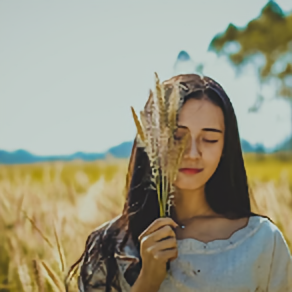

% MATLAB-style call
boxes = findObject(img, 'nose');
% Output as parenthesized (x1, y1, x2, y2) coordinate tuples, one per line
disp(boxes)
(184, 137, 201, 159)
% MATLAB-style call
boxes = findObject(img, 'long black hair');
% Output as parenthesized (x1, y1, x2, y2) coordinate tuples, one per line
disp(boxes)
(66, 74, 271, 291)
(125, 73, 270, 250)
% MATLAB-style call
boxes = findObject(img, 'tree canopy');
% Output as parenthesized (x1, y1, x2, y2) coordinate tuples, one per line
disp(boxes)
(209, 1, 292, 98)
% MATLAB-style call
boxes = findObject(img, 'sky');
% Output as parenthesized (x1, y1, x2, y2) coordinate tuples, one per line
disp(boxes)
(0, 0, 292, 155)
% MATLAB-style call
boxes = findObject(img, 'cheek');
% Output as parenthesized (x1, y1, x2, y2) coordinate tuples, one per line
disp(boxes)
(202, 142, 224, 175)
(174, 144, 223, 189)
(203, 145, 223, 168)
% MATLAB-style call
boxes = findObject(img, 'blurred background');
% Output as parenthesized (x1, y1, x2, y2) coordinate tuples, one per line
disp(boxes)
(0, 0, 292, 291)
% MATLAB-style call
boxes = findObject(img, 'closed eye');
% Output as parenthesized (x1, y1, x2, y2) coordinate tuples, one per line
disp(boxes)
(203, 139, 218, 143)
(174, 136, 183, 141)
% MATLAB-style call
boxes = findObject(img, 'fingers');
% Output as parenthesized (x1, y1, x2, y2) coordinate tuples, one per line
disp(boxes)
(138, 217, 179, 242)
(153, 248, 178, 263)
(138, 218, 179, 265)
(140, 225, 176, 248)
(147, 237, 177, 254)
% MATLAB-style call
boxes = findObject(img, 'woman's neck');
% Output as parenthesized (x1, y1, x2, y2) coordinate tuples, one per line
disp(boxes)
(172, 186, 220, 224)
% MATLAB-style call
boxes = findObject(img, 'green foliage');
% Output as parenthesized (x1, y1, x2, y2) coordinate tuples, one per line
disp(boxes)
(209, 1, 292, 97)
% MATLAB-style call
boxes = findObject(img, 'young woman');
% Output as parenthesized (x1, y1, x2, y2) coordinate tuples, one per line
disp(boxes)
(66, 74, 292, 292)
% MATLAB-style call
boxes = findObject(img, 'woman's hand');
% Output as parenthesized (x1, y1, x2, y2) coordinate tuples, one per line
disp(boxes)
(137, 217, 179, 290)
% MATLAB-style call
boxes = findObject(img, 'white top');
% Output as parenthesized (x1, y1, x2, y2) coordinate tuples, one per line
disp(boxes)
(113, 216, 292, 291)
(79, 215, 292, 291)
(154, 216, 292, 292)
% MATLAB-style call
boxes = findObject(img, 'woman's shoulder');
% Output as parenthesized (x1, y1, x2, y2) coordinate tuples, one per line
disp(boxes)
(251, 215, 290, 251)
(84, 214, 124, 245)
(75, 214, 126, 291)
(253, 215, 286, 238)
(80, 214, 125, 273)
(254, 216, 292, 289)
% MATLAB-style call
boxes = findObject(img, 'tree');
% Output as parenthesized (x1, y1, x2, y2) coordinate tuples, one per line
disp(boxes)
(209, 1, 292, 150)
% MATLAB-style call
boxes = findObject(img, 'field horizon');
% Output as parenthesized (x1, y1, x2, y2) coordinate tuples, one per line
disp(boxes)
(0, 152, 291, 291)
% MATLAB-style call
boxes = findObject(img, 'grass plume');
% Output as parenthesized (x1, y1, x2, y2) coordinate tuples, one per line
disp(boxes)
(41, 260, 65, 292)
(23, 210, 54, 249)
(32, 259, 45, 292)
(130, 72, 189, 217)
(53, 221, 66, 272)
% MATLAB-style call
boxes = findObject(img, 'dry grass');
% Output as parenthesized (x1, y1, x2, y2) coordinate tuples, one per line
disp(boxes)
(0, 153, 291, 291)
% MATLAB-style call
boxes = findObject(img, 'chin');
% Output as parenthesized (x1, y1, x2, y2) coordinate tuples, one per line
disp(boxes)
(174, 179, 203, 191)
(174, 183, 201, 191)
(174, 173, 205, 190)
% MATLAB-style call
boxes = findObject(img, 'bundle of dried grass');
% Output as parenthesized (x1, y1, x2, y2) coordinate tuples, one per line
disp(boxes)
(131, 72, 189, 217)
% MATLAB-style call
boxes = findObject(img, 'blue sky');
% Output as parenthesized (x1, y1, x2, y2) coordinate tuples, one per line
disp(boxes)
(1, 0, 292, 155)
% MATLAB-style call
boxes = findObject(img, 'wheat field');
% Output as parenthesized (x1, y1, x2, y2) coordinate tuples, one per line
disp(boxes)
(0, 153, 292, 292)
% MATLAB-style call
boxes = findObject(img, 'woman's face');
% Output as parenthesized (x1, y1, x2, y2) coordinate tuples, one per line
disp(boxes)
(173, 97, 225, 191)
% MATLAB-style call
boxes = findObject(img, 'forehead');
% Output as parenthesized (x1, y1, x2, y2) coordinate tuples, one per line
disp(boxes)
(178, 98, 225, 131)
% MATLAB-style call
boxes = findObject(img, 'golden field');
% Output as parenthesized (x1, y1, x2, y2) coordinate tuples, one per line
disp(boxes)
(0, 153, 292, 292)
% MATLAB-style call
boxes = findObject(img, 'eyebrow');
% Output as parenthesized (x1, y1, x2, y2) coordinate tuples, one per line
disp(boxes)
(177, 125, 223, 133)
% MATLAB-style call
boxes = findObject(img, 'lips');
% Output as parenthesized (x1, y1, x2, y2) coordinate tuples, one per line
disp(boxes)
(179, 168, 203, 175)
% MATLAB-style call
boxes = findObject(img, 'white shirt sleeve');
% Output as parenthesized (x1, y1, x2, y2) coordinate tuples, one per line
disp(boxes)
(267, 227, 292, 291)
